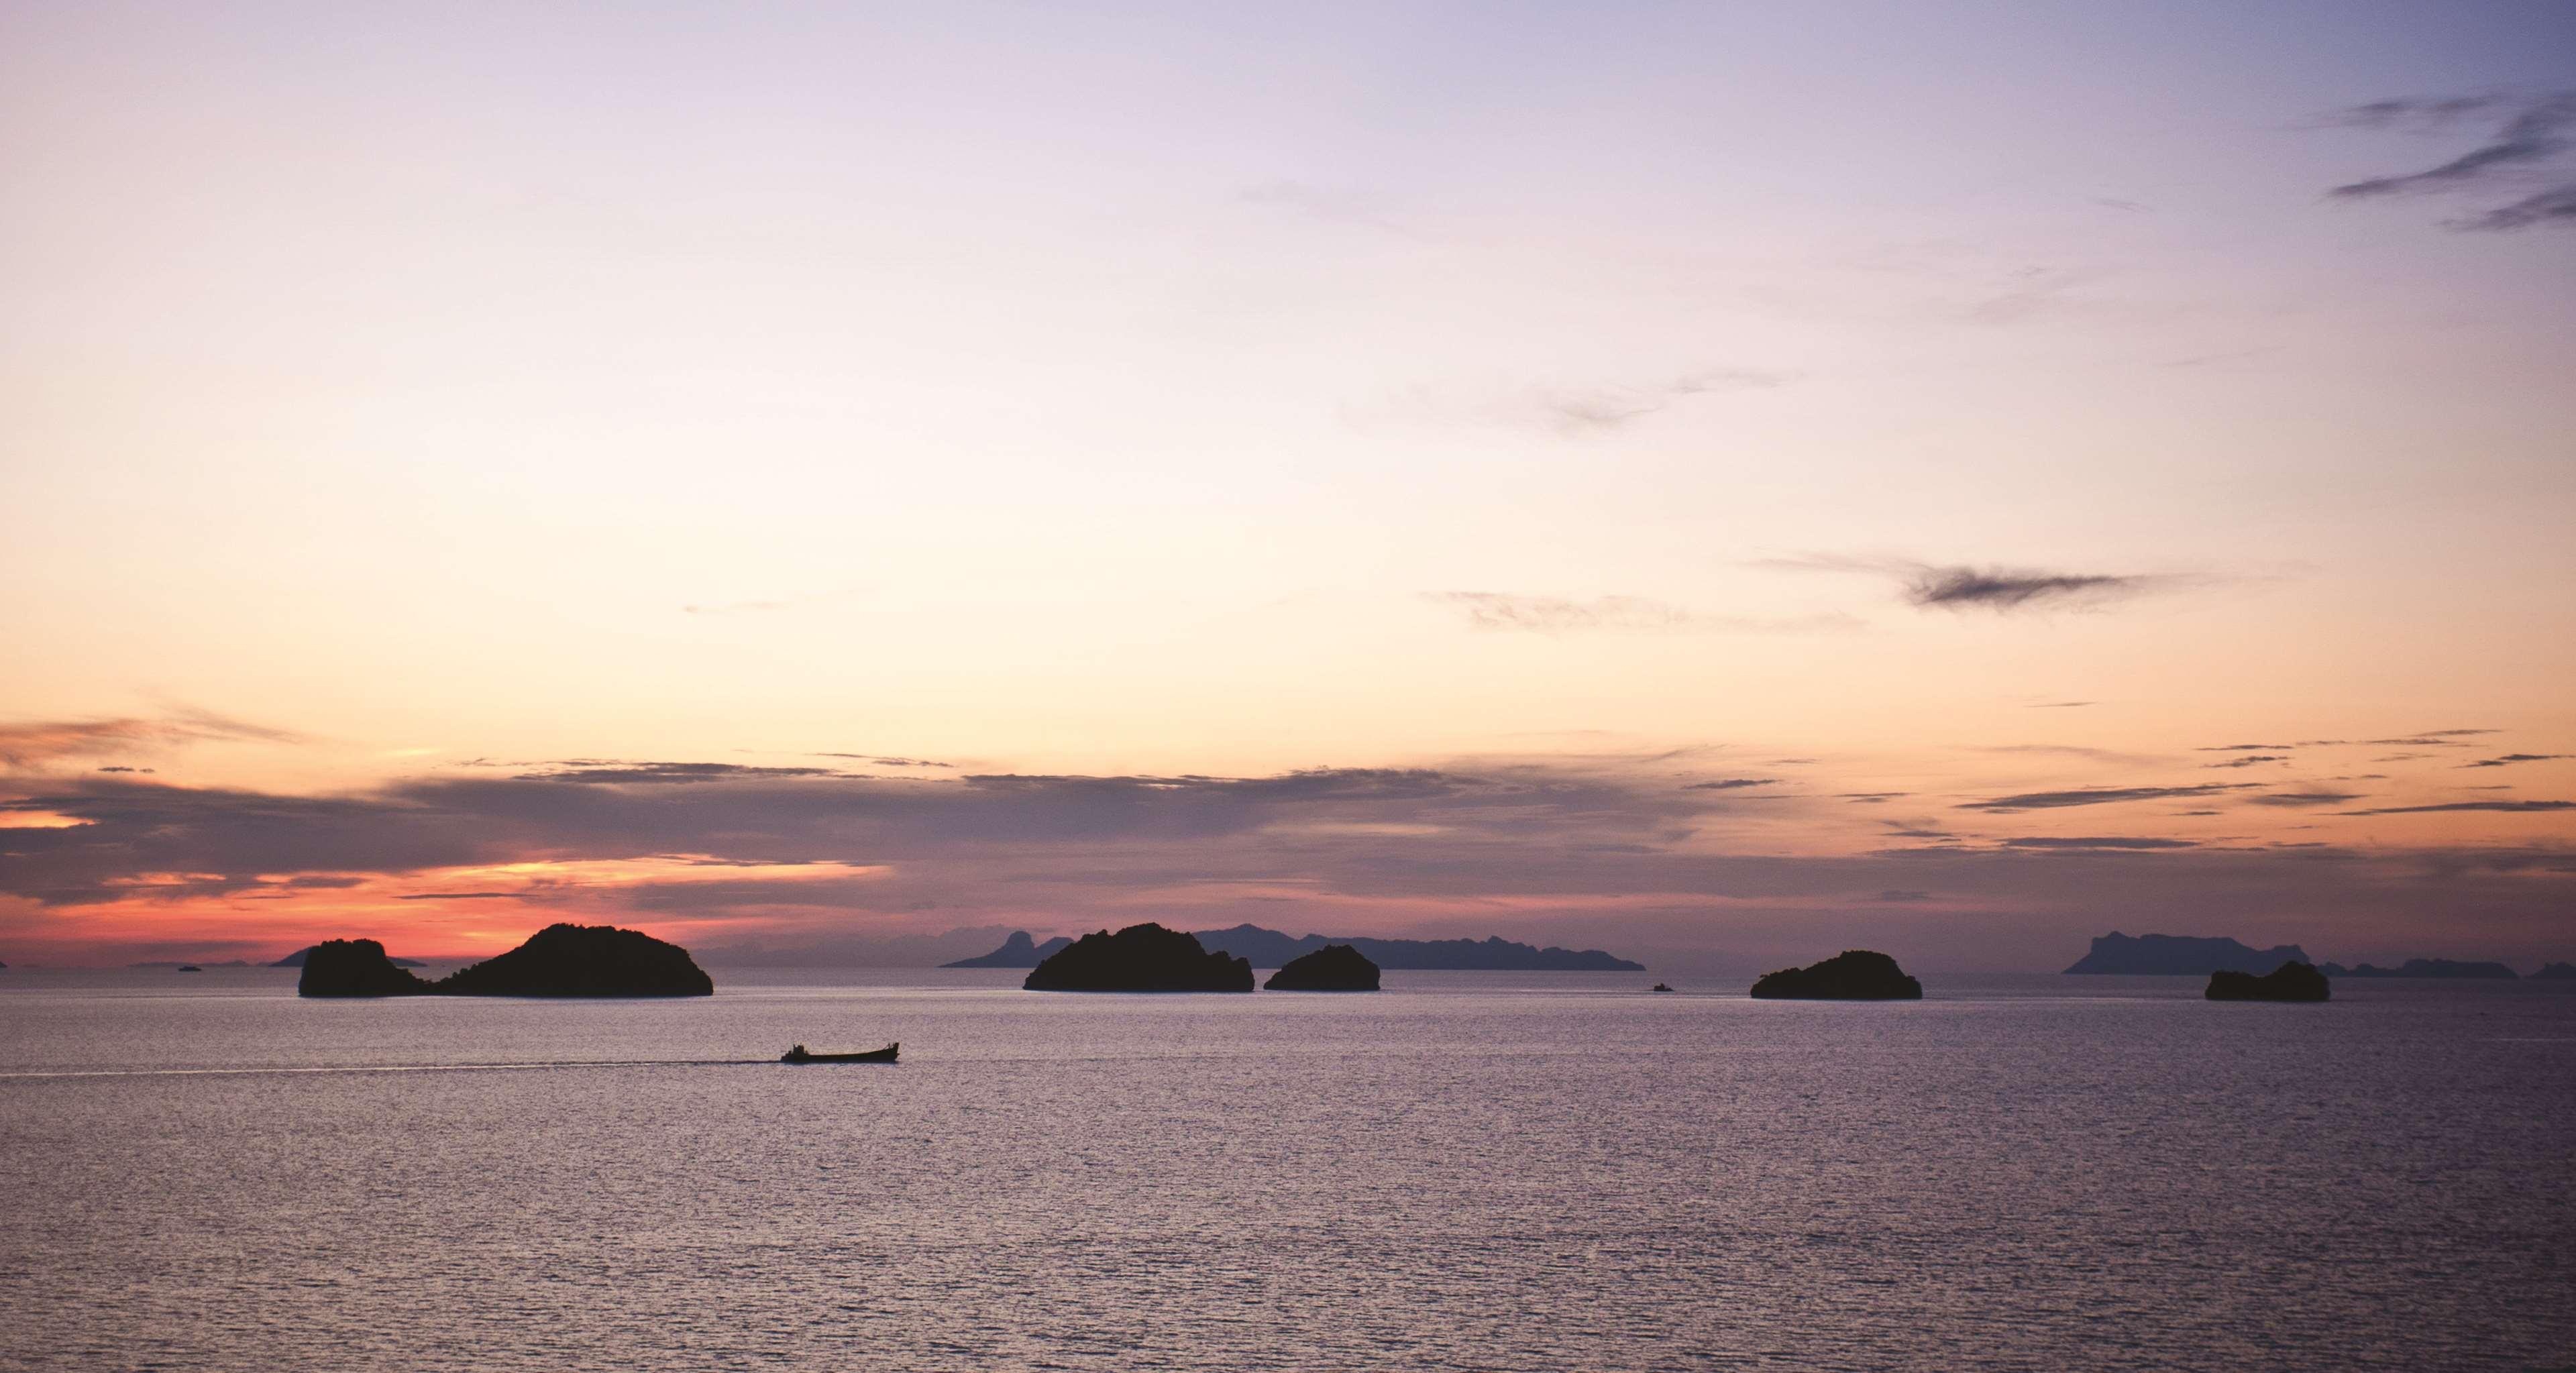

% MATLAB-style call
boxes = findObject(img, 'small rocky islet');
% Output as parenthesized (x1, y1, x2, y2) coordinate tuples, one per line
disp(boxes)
(2206, 960, 2331, 1003)
(1264, 944, 1381, 991)
(1022, 922, 1254, 991)
(299, 924, 713, 998)
(1749, 950, 1923, 1000)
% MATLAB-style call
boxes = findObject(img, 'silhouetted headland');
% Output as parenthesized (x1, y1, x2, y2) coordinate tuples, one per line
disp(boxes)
(298, 924, 712, 997)
(2206, 960, 2330, 1002)
(1024, 923, 1253, 991)
(2318, 958, 2517, 979)
(2536, 962, 2576, 981)
(2064, 932, 2312, 975)
(1264, 944, 1380, 991)
(1750, 950, 1922, 1000)
(955, 924, 1642, 971)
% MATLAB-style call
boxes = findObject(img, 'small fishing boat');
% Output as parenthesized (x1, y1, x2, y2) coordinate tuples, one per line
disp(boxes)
(177, 965, 204, 973)
(781, 1042, 898, 1064)
(1650, 983, 1673, 993)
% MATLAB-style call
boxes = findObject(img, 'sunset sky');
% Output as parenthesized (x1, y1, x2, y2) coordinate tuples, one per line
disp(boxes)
(3, 1, 2571, 970)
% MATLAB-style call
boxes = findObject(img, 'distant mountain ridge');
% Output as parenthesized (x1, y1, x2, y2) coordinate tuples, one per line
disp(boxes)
(2064, 932, 2312, 976)
(943, 931, 1073, 968)
(2318, 959, 2518, 979)
(947, 924, 1644, 971)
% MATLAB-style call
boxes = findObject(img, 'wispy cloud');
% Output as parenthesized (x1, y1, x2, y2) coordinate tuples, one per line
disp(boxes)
(1960, 783, 2253, 812)
(1425, 592, 1849, 635)
(1682, 778, 1775, 791)
(2244, 790, 2363, 808)
(1757, 554, 2184, 612)
(1524, 371, 1790, 436)
(513, 761, 851, 785)
(2001, 836, 2198, 850)
(2462, 754, 2568, 769)
(2328, 92, 2576, 232)
(0, 708, 301, 771)
(1358, 370, 1792, 439)
(2206, 755, 2289, 769)
(2340, 800, 2575, 816)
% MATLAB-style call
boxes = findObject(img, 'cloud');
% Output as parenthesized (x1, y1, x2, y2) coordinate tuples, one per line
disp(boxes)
(2199, 743, 2293, 752)
(1960, 784, 2254, 812)
(2459, 185, 2576, 230)
(1424, 592, 1850, 635)
(810, 753, 954, 769)
(1756, 554, 2181, 612)
(512, 761, 851, 785)
(2328, 93, 2576, 232)
(2463, 754, 2569, 769)
(2245, 790, 2364, 808)
(396, 891, 528, 901)
(1525, 370, 1790, 436)
(0, 708, 301, 771)
(2029, 701, 2094, 708)
(2340, 800, 2575, 816)
(2000, 836, 2198, 850)
(1358, 370, 1792, 439)
(2206, 755, 2289, 769)
(1683, 778, 1775, 791)
(1873, 889, 1935, 902)
(1839, 792, 1908, 804)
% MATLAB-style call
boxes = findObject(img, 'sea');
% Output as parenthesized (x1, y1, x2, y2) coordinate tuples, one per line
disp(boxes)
(3, 968, 2571, 1372)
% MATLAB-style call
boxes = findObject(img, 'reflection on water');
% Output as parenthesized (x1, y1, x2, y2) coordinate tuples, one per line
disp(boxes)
(5, 970, 2572, 1371)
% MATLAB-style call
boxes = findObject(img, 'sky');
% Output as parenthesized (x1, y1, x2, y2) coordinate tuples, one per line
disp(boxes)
(3, 1, 2571, 971)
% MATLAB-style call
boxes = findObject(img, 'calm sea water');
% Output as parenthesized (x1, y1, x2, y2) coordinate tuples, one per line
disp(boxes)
(3, 969, 2571, 1372)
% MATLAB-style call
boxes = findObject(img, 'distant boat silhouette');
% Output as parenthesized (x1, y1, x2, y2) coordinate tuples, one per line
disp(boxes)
(1651, 983, 1674, 993)
(781, 1043, 898, 1064)
(176, 965, 203, 973)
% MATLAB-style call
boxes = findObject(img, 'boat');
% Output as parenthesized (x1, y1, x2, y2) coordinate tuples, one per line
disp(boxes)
(177, 965, 203, 973)
(1650, 983, 1673, 993)
(781, 1042, 898, 1064)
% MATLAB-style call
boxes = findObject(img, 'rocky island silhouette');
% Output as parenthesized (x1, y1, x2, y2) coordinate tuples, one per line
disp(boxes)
(952, 924, 1642, 971)
(2318, 958, 2517, 979)
(1263, 944, 1381, 991)
(2064, 932, 2312, 975)
(299, 924, 712, 997)
(1023, 922, 1254, 991)
(1750, 950, 1922, 999)
(2206, 961, 2330, 1002)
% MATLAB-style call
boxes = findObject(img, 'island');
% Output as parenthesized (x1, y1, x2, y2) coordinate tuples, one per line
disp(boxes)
(2536, 962, 2576, 981)
(1023, 923, 1254, 991)
(952, 924, 1643, 971)
(942, 930, 1073, 968)
(1750, 950, 1922, 1000)
(298, 924, 713, 997)
(274, 944, 425, 969)
(2206, 960, 2330, 1002)
(1264, 944, 1381, 991)
(2063, 932, 2313, 975)
(299, 938, 433, 997)
(2318, 958, 2518, 979)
